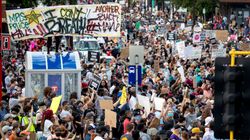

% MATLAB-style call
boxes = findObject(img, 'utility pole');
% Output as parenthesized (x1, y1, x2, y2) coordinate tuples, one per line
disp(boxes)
(0, 0, 2, 101)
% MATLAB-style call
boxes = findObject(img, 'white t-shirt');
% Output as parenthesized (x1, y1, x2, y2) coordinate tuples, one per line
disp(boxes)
(60, 110, 71, 119)
(94, 136, 104, 140)
(43, 119, 53, 138)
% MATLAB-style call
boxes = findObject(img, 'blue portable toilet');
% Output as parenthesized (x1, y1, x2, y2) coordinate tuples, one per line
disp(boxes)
(25, 51, 82, 101)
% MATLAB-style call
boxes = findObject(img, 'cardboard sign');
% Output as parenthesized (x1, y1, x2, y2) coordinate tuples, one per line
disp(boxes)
(88, 51, 100, 63)
(120, 47, 129, 59)
(1, 35, 11, 50)
(200, 32, 206, 43)
(215, 30, 229, 41)
(193, 33, 201, 43)
(89, 74, 102, 91)
(105, 110, 117, 128)
(99, 100, 114, 110)
(239, 43, 250, 51)
(154, 97, 165, 111)
(154, 60, 160, 73)
(6, 4, 122, 40)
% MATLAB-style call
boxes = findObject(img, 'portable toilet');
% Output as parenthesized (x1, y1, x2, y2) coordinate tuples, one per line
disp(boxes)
(25, 51, 81, 101)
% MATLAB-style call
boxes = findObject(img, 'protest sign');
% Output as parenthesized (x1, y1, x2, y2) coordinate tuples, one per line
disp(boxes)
(200, 32, 206, 43)
(176, 41, 185, 58)
(89, 74, 102, 91)
(6, 4, 122, 40)
(167, 33, 175, 40)
(184, 46, 202, 59)
(120, 86, 127, 104)
(177, 65, 186, 82)
(88, 51, 100, 63)
(129, 96, 137, 110)
(50, 95, 62, 114)
(194, 26, 202, 32)
(193, 33, 201, 43)
(154, 60, 160, 73)
(215, 30, 229, 41)
(120, 47, 129, 59)
(211, 48, 227, 59)
(137, 94, 151, 114)
(99, 100, 114, 110)
(154, 97, 165, 111)
(184, 26, 192, 33)
(205, 30, 216, 38)
(239, 43, 250, 51)
(105, 110, 117, 128)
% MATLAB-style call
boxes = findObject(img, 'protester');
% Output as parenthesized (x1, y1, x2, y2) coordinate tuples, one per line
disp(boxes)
(2, 1, 250, 140)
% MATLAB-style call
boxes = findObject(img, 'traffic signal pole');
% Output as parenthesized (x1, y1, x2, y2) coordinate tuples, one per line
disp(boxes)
(228, 48, 250, 140)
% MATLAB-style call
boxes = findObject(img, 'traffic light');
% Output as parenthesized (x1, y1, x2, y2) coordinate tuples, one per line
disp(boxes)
(214, 57, 250, 139)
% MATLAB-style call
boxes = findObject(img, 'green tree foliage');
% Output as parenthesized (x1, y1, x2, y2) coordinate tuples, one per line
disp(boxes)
(171, 0, 218, 16)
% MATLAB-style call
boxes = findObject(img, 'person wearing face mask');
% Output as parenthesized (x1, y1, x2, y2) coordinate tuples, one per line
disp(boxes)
(0, 102, 8, 122)
(8, 121, 21, 140)
(60, 101, 73, 131)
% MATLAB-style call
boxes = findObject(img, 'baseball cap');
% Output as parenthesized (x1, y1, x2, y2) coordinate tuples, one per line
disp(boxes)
(87, 125, 95, 131)
(192, 127, 202, 134)
(4, 113, 13, 120)
(38, 101, 46, 106)
(2, 125, 13, 134)
(205, 116, 214, 126)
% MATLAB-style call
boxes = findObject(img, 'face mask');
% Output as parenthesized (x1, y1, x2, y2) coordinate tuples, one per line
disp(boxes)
(104, 132, 109, 138)
(9, 73, 13, 76)
(17, 128, 21, 133)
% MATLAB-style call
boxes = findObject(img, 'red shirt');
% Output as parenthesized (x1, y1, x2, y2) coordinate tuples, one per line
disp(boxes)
(123, 118, 130, 134)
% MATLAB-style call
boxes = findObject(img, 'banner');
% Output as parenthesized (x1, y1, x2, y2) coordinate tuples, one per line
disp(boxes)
(211, 48, 227, 59)
(6, 4, 122, 40)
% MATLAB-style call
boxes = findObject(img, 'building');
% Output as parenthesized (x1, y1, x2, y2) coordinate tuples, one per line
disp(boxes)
(219, 0, 250, 24)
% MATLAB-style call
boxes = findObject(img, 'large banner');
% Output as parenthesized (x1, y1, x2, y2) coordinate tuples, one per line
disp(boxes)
(6, 4, 122, 40)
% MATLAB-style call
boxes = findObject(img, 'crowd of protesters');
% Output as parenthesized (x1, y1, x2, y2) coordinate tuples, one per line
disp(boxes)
(1, 1, 250, 140)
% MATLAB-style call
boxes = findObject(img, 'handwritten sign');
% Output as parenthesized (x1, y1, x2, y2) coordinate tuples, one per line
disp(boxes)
(120, 47, 129, 59)
(6, 4, 122, 40)
(105, 110, 117, 128)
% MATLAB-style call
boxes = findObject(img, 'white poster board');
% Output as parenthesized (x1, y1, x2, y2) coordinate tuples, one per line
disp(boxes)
(137, 94, 151, 114)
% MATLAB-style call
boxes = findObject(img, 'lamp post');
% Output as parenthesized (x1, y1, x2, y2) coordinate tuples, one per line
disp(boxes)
(135, 54, 139, 94)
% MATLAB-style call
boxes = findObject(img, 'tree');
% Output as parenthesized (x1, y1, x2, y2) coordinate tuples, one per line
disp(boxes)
(171, 0, 218, 22)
